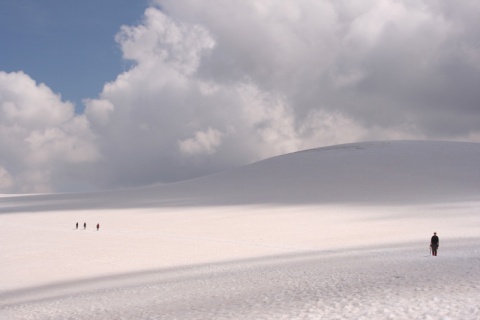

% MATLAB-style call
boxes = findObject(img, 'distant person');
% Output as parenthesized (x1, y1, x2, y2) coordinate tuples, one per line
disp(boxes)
(430, 232, 439, 256)
(96, 223, 100, 231)
(84, 222, 86, 230)
(76, 222, 78, 229)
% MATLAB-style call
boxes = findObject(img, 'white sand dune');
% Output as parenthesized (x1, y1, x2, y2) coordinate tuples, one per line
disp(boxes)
(1, 140, 480, 319)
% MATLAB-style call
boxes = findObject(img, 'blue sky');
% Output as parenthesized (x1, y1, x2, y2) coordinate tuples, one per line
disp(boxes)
(0, 0, 149, 112)
(1, 0, 479, 193)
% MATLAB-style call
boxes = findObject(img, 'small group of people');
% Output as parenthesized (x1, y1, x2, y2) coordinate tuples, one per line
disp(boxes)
(75, 222, 100, 231)
(430, 232, 439, 256)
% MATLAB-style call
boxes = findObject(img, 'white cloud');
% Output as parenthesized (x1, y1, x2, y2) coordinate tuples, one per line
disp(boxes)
(179, 127, 223, 156)
(0, 166, 13, 192)
(158, 0, 480, 136)
(0, 71, 99, 193)
(82, 8, 307, 188)
(0, 72, 73, 128)
(84, 99, 114, 126)
(115, 7, 215, 76)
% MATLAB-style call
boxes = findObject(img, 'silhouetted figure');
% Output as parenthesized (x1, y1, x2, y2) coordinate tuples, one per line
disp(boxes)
(96, 223, 100, 231)
(76, 222, 78, 229)
(84, 222, 86, 230)
(430, 232, 439, 256)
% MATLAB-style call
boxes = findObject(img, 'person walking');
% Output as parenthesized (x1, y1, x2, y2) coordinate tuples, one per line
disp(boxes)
(84, 222, 87, 230)
(96, 223, 100, 231)
(430, 232, 439, 256)
(76, 222, 78, 229)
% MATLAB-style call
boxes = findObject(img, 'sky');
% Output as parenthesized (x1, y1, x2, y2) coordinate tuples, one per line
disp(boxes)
(0, 0, 149, 112)
(1, 0, 480, 193)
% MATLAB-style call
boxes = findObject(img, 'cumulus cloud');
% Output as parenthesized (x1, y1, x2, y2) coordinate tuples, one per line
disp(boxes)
(0, 71, 99, 193)
(0, 166, 13, 191)
(164, 0, 480, 134)
(82, 8, 305, 188)
(179, 127, 223, 156)
(2, 0, 480, 192)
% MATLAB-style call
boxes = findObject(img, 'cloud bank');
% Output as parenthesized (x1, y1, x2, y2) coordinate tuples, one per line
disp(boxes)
(1, 0, 480, 192)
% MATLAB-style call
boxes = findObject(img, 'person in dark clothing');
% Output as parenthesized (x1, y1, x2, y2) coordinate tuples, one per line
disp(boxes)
(96, 223, 100, 231)
(84, 222, 86, 230)
(430, 232, 439, 256)
(76, 222, 78, 229)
